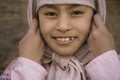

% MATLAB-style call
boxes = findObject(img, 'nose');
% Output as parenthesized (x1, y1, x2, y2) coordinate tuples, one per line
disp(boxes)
(57, 15, 72, 32)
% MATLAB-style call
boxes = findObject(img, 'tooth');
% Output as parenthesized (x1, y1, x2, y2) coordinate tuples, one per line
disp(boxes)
(59, 38, 62, 41)
(64, 38, 68, 41)
(71, 37, 74, 40)
(66, 38, 69, 41)
(58, 38, 61, 41)
(57, 38, 59, 41)
(56, 37, 75, 42)
(64, 38, 67, 41)
(62, 38, 65, 41)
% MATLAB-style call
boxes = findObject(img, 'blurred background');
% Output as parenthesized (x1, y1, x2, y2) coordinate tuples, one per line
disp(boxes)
(0, 0, 120, 74)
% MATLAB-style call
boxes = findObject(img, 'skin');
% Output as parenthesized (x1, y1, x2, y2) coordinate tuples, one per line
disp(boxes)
(87, 14, 115, 56)
(19, 4, 115, 62)
(38, 4, 94, 56)
(19, 19, 45, 62)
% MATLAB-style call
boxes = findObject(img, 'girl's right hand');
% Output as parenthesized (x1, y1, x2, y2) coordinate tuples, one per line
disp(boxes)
(18, 18, 45, 63)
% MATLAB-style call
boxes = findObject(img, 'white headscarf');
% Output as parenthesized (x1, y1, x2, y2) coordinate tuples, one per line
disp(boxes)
(27, 0, 106, 80)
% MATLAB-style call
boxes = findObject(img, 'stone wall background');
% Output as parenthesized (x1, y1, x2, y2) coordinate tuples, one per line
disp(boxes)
(0, 0, 120, 74)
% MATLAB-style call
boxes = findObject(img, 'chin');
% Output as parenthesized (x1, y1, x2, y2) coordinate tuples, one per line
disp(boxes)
(53, 49, 77, 56)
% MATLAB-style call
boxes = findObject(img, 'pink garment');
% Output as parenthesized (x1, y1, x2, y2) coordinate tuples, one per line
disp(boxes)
(0, 50, 120, 80)
(86, 50, 120, 80)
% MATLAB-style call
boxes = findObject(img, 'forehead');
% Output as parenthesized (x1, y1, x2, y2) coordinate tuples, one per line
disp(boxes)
(39, 4, 91, 10)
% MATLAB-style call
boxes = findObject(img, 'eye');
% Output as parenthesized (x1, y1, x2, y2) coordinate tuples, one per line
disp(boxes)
(71, 11, 84, 16)
(44, 12, 57, 17)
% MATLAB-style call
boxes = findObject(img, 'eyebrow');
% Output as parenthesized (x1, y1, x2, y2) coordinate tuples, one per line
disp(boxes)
(40, 4, 82, 10)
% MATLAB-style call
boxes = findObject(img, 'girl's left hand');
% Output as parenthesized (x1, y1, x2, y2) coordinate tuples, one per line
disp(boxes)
(87, 14, 116, 57)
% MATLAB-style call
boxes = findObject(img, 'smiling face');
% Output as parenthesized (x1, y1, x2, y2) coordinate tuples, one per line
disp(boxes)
(38, 4, 94, 56)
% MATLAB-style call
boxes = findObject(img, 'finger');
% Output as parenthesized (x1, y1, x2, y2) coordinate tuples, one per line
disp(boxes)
(90, 22, 97, 34)
(36, 27, 41, 36)
(94, 14, 111, 34)
(20, 19, 39, 44)
(94, 14, 106, 30)
(29, 18, 38, 33)
(92, 22, 97, 31)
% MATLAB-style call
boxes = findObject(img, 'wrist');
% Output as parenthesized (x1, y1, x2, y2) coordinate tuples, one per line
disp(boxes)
(19, 55, 42, 63)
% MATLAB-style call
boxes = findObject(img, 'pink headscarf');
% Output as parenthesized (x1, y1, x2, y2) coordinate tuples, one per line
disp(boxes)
(27, 0, 106, 80)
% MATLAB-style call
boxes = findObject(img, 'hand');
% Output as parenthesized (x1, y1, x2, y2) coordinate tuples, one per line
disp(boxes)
(87, 14, 115, 57)
(18, 18, 45, 62)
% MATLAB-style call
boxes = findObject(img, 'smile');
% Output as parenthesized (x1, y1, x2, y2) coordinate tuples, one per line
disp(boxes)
(55, 37, 75, 42)
(52, 36, 76, 46)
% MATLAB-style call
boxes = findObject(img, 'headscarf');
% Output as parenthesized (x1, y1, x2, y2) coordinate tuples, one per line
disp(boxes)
(27, 0, 106, 80)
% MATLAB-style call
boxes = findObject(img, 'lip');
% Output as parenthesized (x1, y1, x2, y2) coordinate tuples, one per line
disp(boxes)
(52, 36, 76, 46)
(56, 39, 75, 46)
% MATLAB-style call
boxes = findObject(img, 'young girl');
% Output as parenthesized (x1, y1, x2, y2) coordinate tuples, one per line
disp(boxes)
(0, 0, 120, 80)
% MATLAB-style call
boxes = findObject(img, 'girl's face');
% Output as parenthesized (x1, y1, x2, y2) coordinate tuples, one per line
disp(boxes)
(38, 4, 94, 56)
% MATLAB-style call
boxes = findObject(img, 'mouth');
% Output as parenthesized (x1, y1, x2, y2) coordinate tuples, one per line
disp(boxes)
(52, 36, 77, 46)
(55, 37, 75, 41)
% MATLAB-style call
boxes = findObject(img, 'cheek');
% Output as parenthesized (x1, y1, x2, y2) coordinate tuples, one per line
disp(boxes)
(73, 18, 91, 34)
(40, 19, 48, 34)
(39, 19, 54, 36)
